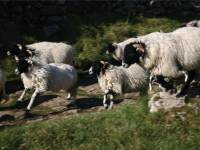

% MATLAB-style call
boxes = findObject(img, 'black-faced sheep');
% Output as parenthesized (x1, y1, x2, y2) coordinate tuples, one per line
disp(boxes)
(89, 61, 148, 109)
(15, 59, 77, 110)
(122, 27, 200, 97)
(7, 41, 75, 65)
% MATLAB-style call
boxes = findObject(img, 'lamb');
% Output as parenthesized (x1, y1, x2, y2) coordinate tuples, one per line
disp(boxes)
(89, 61, 148, 109)
(15, 58, 78, 110)
(7, 41, 76, 65)
(122, 27, 200, 97)
(0, 69, 6, 100)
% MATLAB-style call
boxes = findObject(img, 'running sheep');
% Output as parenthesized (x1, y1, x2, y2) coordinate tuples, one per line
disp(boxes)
(15, 59, 78, 110)
(7, 41, 76, 65)
(122, 27, 200, 97)
(0, 69, 6, 100)
(89, 61, 148, 109)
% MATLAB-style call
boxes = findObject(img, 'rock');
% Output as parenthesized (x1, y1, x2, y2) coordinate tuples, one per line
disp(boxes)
(149, 92, 186, 112)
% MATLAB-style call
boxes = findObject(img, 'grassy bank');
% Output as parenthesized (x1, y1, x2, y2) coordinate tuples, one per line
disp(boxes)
(0, 96, 199, 150)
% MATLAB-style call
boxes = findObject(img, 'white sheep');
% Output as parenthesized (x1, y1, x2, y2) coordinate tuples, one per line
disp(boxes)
(7, 41, 76, 65)
(89, 61, 148, 109)
(122, 27, 200, 97)
(0, 69, 6, 100)
(15, 59, 78, 110)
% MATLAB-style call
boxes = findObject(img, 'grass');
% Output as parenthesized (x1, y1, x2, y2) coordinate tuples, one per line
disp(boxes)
(0, 96, 199, 150)
(0, 13, 199, 149)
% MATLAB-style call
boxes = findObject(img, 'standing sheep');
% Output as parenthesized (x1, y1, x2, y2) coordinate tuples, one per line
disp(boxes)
(122, 27, 200, 97)
(7, 41, 76, 65)
(89, 61, 148, 109)
(0, 69, 6, 100)
(15, 59, 78, 110)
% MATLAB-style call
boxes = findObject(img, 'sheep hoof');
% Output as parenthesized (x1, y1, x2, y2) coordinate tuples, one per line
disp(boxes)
(103, 104, 108, 109)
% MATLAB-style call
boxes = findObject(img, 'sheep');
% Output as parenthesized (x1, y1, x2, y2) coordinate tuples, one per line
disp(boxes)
(15, 58, 78, 110)
(7, 41, 76, 65)
(122, 27, 200, 97)
(0, 69, 6, 100)
(89, 61, 148, 109)
(106, 40, 167, 93)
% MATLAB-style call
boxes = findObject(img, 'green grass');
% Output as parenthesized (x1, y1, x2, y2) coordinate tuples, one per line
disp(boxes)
(0, 96, 199, 150)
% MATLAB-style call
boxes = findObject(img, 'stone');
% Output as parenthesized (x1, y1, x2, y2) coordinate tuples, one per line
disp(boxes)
(149, 92, 186, 112)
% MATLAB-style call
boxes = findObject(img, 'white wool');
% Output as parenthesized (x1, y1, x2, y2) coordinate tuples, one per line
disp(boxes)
(32, 63, 77, 93)
(125, 27, 200, 79)
(0, 69, 6, 99)
(18, 63, 77, 110)
(98, 64, 148, 94)
(27, 42, 75, 65)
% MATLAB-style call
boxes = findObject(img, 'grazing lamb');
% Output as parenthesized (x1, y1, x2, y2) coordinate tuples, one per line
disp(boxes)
(0, 69, 6, 100)
(89, 61, 148, 109)
(15, 59, 78, 110)
(7, 41, 76, 65)
(122, 27, 200, 97)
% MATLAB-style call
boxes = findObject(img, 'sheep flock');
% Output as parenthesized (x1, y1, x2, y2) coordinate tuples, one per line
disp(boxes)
(1, 20, 200, 112)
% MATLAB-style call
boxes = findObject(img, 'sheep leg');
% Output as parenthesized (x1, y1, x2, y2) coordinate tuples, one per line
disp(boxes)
(103, 94, 108, 108)
(27, 89, 39, 110)
(149, 74, 154, 91)
(67, 88, 77, 107)
(18, 88, 29, 102)
(108, 94, 114, 110)
(176, 70, 195, 97)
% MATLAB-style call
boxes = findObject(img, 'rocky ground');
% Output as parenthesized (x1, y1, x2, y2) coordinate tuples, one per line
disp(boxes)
(0, 71, 199, 129)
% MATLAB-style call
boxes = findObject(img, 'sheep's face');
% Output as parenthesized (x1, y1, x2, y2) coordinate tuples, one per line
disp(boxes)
(7, 44, 32, 60)
(89, 61, 111, 76)
(15, 59, 32, 75)
(7, 44, 21, 56)
(123, 43, 145, 68)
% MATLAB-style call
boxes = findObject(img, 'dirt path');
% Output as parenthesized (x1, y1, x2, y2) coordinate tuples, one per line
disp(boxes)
(0, 72, 199, 129)
(0, 72, 139, 128)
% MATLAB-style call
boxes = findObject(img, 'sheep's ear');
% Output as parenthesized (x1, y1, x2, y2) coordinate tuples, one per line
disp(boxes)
(16, 44, 23, 50)
(132, 43, 145, 54)
(100, 60, 105, 64)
